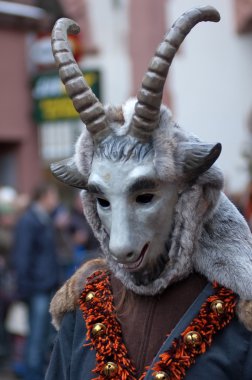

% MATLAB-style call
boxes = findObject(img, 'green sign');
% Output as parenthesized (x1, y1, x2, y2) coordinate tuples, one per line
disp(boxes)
(32, 70, 101, 123)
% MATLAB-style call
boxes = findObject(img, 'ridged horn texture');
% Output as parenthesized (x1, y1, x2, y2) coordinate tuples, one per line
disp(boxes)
(51, 18, 108, 142)
(131, 6, 220, 140)
(50, 158, 87, 189)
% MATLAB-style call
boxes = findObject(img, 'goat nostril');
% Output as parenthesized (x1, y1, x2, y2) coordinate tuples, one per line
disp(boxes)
(126, 251, 134, 259)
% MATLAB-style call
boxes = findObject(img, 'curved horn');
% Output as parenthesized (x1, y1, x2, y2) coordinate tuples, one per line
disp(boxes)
(51, 18, 108, 142)
(176, 142, 222, 181)
(131, 6, 220, 140)
(50, 157, 87, 189)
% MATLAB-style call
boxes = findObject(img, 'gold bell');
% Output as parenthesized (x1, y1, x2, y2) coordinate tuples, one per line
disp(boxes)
(85, 291, 95, 302)
(211, 299, 225, 315)
(184, 331, 202, 347)
(103, 361, 118, 377)
(92, 323, 106, 337)
(153, 370, 170, 380)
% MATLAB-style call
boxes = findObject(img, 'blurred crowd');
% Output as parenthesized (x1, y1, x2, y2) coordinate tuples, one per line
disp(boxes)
(0, 184, 100, 380)
(1, 181, 252, 379)
(228, 181, 252, 230)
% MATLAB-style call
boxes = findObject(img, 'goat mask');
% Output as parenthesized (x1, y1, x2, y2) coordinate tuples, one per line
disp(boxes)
(50, 6, 252, 298)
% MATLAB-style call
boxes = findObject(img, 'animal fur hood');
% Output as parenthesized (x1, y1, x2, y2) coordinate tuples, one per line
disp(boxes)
(74, 99, 252, 298)
(50, 99, 252, 332)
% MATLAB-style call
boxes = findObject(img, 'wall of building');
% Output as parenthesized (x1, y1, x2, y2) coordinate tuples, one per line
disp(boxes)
(81, 0, 169, 105)
(81, 0, 131, 105)
(0, 0, 86, 194)
(128, 0, 170, 105)
(0, 28, 41, 193)
(80, 0, 252, 192)
(235, 0, 252, 33)
(167, 0, 252, 192)
(2, 0, 250, 194)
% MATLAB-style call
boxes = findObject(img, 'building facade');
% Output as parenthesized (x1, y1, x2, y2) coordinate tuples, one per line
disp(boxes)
(0, 0, 252, 194)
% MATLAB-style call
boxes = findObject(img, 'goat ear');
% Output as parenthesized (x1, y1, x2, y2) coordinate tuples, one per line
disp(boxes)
(50, 157, 87, 189)
(179, 142, 222, 181)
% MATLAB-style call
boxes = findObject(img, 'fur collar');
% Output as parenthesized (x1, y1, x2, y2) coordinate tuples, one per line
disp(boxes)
(50, 259, 107, 329)
(50, 260, 252, 332)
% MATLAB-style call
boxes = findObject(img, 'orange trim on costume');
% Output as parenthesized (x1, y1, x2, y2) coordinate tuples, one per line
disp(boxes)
(79, 272, 237, 380)
(79, 271, 137, 379)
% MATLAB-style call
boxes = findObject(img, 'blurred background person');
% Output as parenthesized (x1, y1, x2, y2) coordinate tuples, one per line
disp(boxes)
(242, 181, 252, 230)
(52, 203, 73, 284)
(68, 192, 100, 277)
(0, 187, 19, 373)
(12, 183, 60, 380)
(0, 186, 30, 379)
(51, 191, 101, 283)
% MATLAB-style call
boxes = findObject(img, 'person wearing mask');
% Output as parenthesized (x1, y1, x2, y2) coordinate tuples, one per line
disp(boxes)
(12, 183, 60, 380)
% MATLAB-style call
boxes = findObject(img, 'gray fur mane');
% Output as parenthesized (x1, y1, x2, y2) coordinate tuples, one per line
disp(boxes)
(94, 134, 153, 163)
(74, 98, 252, 300)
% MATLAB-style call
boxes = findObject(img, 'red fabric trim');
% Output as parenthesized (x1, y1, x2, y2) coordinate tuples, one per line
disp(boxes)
(79, 272, 236, 380)
(79, 271, 137, 379)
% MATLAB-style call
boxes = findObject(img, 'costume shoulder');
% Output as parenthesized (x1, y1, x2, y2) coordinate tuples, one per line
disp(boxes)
(50, 258, 107, 330)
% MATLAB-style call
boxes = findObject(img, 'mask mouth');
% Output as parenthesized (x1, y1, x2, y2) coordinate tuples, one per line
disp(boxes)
(122, 242, 149, 272)
(130, 239, 172, 286)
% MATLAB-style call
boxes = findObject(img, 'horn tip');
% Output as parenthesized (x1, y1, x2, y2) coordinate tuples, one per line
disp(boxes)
(200, 5, 221, 23)
(212, 142, 222, 157)
(53, 18, 80, 36)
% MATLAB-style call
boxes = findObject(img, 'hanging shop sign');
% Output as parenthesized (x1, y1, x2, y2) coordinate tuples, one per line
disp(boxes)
(32, 70, 101, 123)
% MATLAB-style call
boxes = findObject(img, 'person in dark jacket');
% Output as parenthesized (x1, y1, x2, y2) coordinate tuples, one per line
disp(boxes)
(68, 193, 100, 274)
(12, 183, 60, 380)
(46, 6, 252, 380)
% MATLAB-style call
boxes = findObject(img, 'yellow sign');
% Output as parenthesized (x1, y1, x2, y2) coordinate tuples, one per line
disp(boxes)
(33, 70, 101, 122)
(39, 98, 79, 120)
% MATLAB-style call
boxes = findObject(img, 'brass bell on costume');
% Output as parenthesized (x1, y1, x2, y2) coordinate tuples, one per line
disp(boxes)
(103, 362, 118, 377)
(153, 370, 170, 380)
(85, 291, 95, 302)
(92, 323, 106, 337)
(211, 299, 225, 315)
(184, 331, 202, 347)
